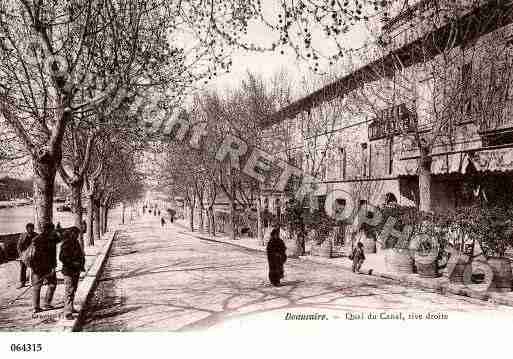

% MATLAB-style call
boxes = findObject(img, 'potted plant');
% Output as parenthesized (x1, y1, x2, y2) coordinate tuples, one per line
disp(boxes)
(469, 205, 513, 292)
(410, 211, 451, 278)
(440, 208, 477, 283)
(373, 206, 418, 274)
(282, 199, 306, 258)
(303, 209, 334, 258)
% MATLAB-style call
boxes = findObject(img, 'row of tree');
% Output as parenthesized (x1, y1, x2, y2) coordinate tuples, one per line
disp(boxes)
(2, 0, 500, 245)
(0, 0, 396, 242)
(154, 0, 513, 243)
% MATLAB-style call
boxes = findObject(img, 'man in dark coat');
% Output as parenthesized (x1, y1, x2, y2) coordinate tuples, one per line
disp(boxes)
(266, 228, 287, 286)
(59, 227, 85, 319)
(30, 223, 60, 313)
(16, 223, 37, 288)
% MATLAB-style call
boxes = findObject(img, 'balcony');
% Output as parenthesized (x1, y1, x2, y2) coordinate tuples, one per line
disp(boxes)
(477, 98, 513, 146)
(368, 103, 417, 141)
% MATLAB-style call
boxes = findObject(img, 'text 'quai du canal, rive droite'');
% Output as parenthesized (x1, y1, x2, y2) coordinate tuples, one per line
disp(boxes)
(345, 312, 449, 321)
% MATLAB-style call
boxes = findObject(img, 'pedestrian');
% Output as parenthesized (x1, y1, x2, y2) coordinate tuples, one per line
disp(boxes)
(266, 227, 287, 286)
(16, 223, 37, 289)
(351, 242, 366, 273)
(30, 223, 60, 314)
(59, 227, 85, 320)
(161, 217, 166, 227)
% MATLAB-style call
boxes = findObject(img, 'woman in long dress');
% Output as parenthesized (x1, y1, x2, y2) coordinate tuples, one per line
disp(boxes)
(266, 228, 287, 286)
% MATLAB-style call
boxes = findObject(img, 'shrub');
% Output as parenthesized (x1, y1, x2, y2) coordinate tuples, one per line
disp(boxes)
(452, 205, 513, 258)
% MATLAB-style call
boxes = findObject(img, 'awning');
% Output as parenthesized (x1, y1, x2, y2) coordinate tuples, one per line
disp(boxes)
(469, 148, 513, 172)
(396, 147, 513, 176)
(396, 152, 471, 176)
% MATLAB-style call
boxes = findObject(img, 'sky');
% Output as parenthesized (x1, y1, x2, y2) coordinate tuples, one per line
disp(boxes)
(205, 5, 387, 102)
(1, 1, 396, 179)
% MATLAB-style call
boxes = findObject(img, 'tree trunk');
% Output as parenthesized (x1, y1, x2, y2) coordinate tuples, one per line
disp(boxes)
(257, 194, 263, 245)
(87, 193, 95, 246)
(101, 202, 109, 234)
(206, 208, 211, 235)
(121, 202, 125, 224)
(70, 180, 84, 249)
(102, 206, 109, 233)
(33, 159, 57, 233)
(208, 206, 215, 237)
(418, 150, 432, 213)
(99, 204, 105, 235)
(93, 198, 101, 241)
(189, 202, 194, 231)
(199, 206, 204, 233)
(229, 198, 236, 240)
(296, 229, 306, 256)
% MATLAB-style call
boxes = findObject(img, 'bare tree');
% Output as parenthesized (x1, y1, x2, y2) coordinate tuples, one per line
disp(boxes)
(340, 0, 513, 211)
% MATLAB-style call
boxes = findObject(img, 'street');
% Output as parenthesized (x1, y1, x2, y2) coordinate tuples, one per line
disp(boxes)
(81, 216, 513, 331)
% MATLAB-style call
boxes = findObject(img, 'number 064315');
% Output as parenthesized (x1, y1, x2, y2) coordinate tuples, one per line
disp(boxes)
(10, 344, 43, 352)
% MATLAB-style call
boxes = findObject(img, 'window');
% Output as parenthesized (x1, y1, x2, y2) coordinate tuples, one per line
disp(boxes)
(385, 193, 398, 205)
(386, 138, 394, 175)
(319, 164, 327, 180)
(461, 62, 472, 118)
(296, 152, 303, 170)
(361, 142, 368, 177)
(317, 195, 327, 214)
(339, 147, 346, 180)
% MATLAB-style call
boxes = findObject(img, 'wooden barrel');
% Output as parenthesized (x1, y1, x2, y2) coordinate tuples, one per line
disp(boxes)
(416, 261, 439, 278)
(286, 240, 300, 258)
(488, 257, 512, 292)
(385, 248, 414, 274)
(447, 262, 471, 284)
(283, 230, 301, 259)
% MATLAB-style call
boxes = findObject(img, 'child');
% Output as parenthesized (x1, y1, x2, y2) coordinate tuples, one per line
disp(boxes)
(351, 242, 365, 273)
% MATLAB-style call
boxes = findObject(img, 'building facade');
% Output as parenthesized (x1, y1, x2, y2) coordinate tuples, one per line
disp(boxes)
(263, 0, 513, 215)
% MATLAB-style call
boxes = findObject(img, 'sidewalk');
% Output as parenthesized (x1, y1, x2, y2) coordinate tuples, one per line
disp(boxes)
(174, 220, 513, 307)
(0, 229, 118, 331)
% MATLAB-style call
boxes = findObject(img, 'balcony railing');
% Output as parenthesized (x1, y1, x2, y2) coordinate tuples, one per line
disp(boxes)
(368, 103, 417, 141)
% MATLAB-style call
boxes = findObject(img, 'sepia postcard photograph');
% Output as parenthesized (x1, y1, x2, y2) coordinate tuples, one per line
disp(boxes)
(1, 0, 513, 357)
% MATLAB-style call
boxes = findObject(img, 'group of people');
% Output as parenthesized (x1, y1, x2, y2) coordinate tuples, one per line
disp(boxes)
(265, 227, 367, 287)
(16, 222, 85, 319)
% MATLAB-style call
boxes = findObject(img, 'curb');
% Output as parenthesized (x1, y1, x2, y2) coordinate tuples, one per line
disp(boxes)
(52, 229, 119, 332)
(177, 225, 513, 307)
